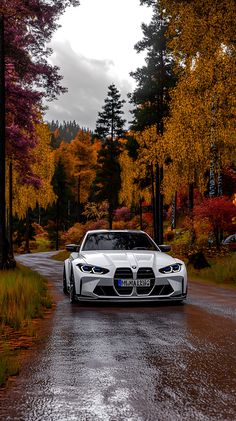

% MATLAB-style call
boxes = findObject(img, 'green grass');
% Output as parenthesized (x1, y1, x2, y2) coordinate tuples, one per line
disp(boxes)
(0, 264, 52, 387)
(188, 253, 236, 287)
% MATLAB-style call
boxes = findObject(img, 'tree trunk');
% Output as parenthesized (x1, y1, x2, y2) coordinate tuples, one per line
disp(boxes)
(151, 166, 157, 241)
(0, 15, 10, 268)
(188, 183, 194, 211)
(25, 209, 30, 253)
(77, 174, 81, 222)
(139, 197, 143, 230)
(209, 144, 216, 197)
(158, 166, 164, 244)
(217, 168, 223, 196)
(108, 202, 113, 229)
(208, 145, 217, 245)
(38, 204, 41, 225)
(8, 160, 15, 263)
(154, 164, 164, 245)
(171, 192, 177, 230)
(56, 199, 59, 250)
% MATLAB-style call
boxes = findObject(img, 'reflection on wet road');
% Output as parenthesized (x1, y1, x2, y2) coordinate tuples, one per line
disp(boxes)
(0, 252, 236, 420)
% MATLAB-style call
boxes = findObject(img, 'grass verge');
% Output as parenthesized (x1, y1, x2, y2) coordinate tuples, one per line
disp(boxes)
(51, 250, 70, 261)
(0, 264, 53, 387)
(188, 253, 236, 287)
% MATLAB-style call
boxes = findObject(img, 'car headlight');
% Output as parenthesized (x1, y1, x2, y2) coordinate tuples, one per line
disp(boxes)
(77, 263, 109, 274)
(159, 263, 182, 274)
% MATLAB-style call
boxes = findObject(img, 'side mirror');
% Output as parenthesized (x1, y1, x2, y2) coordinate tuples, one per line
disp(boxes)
(66, 244, 80, 252)
(158, 244, 171, 253)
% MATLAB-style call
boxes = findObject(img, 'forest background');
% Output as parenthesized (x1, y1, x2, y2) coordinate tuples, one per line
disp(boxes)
(0, 0, 235, 269)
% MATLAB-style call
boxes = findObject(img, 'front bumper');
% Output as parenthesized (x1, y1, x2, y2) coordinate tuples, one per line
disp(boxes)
(73, 269, 187, 303)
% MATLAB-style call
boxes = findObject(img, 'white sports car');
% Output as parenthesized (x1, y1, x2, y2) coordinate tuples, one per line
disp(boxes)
(63, 229, 188, 303)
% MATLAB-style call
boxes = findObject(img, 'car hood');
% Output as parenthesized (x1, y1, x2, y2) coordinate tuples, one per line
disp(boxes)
(77, 251, 178, 269)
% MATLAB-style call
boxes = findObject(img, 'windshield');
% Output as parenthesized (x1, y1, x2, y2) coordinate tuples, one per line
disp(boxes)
(82, 232, 158, 251)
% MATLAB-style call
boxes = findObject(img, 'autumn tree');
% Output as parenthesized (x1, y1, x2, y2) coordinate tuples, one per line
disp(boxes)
(55, 129, 98, 222)
(0, 0, 79, 267)
(6, 121, 56, 252)
(7, 122, 56, 220)
(1, 0, 79, 179)
(160, 0, 236, 204)
(91, 84, 126, 228)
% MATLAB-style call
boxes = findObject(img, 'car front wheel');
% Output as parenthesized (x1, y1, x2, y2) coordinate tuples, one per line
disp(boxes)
(69, 270, 76, 304)
(63, 266, 69, 295)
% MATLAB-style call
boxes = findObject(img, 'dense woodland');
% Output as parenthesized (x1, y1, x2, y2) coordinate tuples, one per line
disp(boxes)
(0, 0, 235, 267)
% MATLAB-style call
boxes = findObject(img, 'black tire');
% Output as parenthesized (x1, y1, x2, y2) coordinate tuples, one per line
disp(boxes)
(63, 266, 69, 295)
(69, 270, 76, 304)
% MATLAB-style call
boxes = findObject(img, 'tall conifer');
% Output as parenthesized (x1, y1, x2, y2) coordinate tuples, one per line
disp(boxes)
(129, 4, 175, 243)
(91, 84, 126, 228)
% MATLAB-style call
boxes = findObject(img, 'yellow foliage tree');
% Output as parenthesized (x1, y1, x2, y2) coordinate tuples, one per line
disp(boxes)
(159, 0, 236, 200)
(119, 128, 166, 206)
(119, 149, 140, 207)
(6, 122, 56, 219)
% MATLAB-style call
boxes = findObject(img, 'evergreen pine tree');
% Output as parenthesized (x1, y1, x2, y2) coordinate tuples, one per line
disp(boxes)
(129, 5, 176, 243)
(91, 84, 126, 228)
(129, 7, 175, 131)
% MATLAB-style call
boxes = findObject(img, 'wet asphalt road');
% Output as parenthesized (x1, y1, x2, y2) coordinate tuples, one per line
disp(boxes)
(0, 252, 236, 421)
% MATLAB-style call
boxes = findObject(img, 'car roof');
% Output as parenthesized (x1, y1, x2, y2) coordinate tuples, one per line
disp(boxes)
(85, 229, 146, 235)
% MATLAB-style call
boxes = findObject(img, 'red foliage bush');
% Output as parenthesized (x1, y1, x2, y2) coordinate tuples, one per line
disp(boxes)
(113, 207, 131, 222)
(193, 196, 236, 232)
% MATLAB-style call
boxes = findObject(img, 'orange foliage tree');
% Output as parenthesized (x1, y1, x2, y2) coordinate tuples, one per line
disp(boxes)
(54, 129, 99, 221)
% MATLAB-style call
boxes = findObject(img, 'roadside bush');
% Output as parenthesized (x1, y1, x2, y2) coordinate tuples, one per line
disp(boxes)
(32, 223, 51, 252)
(0, 264, 52, 387)
(0, 265, 52, 329)
(193, 196, 236, 247)
(113, 207, 131, 222)
(61, 219, 108, 245)
(188, 254, 236, 285)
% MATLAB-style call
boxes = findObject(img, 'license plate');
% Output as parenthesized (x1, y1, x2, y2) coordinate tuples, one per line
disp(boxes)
(137, 279, 151, 287)
(117, 279, 151, 287)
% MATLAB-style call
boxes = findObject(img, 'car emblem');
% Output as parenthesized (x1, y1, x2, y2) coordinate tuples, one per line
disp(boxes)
(132, 265, 137, 269)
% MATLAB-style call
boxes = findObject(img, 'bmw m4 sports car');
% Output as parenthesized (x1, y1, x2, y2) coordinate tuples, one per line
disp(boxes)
(63, 229, 188, 303)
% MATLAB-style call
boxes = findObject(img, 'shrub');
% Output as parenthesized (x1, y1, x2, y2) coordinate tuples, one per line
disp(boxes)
(193, 196, 236, 247)
(61, 220, 108, 245)
(0, 265, 52, 329)
(113, 207, 131, 222)
(0, 265, 52, 386)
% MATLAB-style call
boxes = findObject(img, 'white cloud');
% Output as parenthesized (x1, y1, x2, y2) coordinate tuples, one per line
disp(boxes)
(45, 0, 152, 129)
(45, 40, 132, 129)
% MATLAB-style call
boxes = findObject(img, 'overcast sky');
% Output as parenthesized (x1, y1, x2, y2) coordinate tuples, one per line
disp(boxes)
(45, 0, 152, 130)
